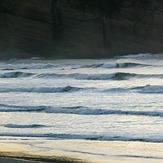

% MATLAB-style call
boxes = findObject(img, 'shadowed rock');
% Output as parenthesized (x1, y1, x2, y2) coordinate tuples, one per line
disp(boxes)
(0, 0, 162, 59)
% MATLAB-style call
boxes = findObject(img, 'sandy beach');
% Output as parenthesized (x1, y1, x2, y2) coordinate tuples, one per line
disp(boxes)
(0, 140, 163, 163)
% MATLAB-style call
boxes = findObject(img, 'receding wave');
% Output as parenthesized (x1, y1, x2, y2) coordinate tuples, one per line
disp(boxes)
(4, 124, 46, 129)
(0, 104, 47, 112)
(119, 155, 163, 160)
(0, 133, 163, 143)
(0, 86, 83, 93)
(0, 104, 163, 117)
(0, 71, 34, 78)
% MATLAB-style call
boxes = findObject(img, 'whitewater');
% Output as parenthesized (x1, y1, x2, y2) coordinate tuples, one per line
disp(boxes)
(0, 53, 163, 162)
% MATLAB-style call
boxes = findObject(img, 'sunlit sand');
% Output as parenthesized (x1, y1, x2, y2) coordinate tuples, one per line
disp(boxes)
(0, 140, 163, 163)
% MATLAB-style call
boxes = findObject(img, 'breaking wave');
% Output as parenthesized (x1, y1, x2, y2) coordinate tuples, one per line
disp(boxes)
(37, 73, 115, 80)
(0, 72, 136, 80)
(0, 71, 34, 78)
(37, 72, 163, 80)
(0, 86, 83, 93)
(0, 84, 162, 94)
(0, 85, 162, 94)
(0, 104, 163, 117)
(105, 85, 163, 94)
(0, 71, 162, 80)
(20, 64, 55, 69)
(135, 85, 163, 94)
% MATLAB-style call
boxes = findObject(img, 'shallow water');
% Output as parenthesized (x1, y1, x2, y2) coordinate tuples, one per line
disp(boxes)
(0, 53, 163, 143)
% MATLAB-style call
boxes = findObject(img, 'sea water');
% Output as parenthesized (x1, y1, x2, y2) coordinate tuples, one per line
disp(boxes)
(0, 53, 163, 144)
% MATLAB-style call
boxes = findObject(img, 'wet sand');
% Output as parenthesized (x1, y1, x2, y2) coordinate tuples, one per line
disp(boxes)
(0, 140, 163, 163)
(0, 158, 39, 163)
(0, 157, 82, 163)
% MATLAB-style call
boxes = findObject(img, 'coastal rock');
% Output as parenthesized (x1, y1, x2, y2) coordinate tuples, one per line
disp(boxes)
(0, 0, 163, 59)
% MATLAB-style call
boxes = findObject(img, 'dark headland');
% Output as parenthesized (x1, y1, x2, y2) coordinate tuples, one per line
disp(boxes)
(0, 0, 163, 59)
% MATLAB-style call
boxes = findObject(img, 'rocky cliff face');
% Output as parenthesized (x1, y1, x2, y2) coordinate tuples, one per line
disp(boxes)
(0, 0, 163, 59)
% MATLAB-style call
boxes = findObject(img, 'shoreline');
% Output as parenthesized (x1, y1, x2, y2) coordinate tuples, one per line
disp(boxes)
(0, 139, 163, 163)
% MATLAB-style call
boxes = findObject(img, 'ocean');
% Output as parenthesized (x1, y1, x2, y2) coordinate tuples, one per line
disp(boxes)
(0, 53, 163, 162)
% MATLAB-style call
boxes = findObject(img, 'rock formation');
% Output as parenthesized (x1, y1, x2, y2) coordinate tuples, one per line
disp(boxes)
(0, 0, 163, 59)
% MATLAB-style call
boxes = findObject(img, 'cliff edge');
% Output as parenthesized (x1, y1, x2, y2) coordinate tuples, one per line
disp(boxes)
(0, 0, 163, 59)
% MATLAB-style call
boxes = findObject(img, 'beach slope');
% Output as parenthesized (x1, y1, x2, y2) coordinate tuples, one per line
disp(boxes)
(0, 140, 163, 163)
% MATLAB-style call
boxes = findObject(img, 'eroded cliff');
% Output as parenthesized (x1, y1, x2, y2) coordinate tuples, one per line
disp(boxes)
(0, 0, 163, 59)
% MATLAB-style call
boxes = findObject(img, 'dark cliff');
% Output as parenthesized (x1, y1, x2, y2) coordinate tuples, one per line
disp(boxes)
(0, 0, 163, 59)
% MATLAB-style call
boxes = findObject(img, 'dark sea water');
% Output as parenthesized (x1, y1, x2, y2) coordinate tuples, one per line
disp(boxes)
(0, 53, 163, 143)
